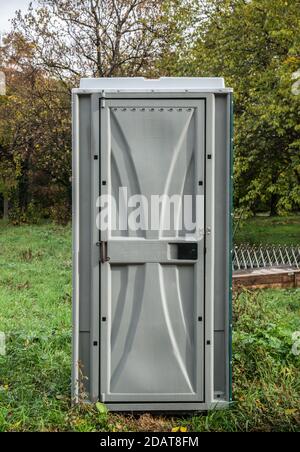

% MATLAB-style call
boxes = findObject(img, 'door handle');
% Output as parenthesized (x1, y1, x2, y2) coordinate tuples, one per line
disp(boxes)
(98, 241, 110, 264)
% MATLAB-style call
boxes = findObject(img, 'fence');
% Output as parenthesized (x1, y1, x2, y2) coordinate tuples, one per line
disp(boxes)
(233, 244, 300, 272)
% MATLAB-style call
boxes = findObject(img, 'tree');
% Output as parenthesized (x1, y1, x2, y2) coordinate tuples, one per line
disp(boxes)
(1, 1, 179, 221)
(0, 33, 72, 221)
(162, 0, 300, 216)
(13, 0, 168, 83)
(3, 0, 299, 222)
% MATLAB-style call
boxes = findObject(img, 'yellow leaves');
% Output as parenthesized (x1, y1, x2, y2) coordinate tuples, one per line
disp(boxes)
(284, 56, 300, 66)
(0, 384, 9, 391)
(171, 426, 188, 432)
(280, 366, 293, 378)
(285, 409, 297, 416)
(10, 420, 22, 430)
(13, 155, 22, 178)
(255, 399, 267, 412)
(71, 418, 85, 427)
(111, 423, 123, 432)
(7, 95, 18, 101)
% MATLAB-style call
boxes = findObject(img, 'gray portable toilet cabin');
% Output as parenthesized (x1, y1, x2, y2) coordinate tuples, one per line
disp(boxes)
(72, 77, 233, 411)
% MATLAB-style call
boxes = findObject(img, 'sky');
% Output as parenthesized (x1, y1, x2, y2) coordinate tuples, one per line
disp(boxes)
(0, 0, 32, 33)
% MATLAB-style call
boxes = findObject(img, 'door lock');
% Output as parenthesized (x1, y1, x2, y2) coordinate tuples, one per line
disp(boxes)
(177, 243, 198, 260)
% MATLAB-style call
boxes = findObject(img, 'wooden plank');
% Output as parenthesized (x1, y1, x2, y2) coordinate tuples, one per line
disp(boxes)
(295, 272, 300, 288)
(233, 269, 300, 290)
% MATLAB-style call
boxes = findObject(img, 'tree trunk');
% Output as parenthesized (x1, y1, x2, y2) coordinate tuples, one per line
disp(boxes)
(270, 194, 278, 217)
(3, 195, 9, 219)
(18, 153, 30, 212)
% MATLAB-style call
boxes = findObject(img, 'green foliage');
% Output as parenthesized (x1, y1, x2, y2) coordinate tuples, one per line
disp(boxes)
(95, 402, 108, 416)
(0, 222, 299, 432)
(190, 289, 300, 432)
(162, 0, 300, 216)
(8, 200, 46, 226)
(234, 215, 300, 245)
(0, 33, 72, 222)
(49, 202, 71, 226)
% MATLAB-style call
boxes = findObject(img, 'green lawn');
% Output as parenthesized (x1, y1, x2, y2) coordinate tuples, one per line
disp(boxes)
(234, 215, 300, 246)
(0, 221, 299, 432)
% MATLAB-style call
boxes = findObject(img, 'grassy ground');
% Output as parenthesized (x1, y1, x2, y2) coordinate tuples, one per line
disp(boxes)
(235, 215, 300, 245)
(0, 221, 299, 432)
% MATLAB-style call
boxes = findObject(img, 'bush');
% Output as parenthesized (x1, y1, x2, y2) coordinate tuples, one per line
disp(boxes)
(49, 202, 71, 225)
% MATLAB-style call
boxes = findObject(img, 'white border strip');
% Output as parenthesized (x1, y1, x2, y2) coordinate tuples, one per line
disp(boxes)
(72, 93, 80, 402)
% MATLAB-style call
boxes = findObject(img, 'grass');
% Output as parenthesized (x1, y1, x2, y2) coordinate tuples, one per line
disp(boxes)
(234, 215, 300, 245)
(0, 220, 299, 432)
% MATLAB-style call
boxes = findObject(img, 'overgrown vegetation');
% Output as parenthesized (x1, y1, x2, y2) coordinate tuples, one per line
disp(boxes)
(0, 222, 299, 432)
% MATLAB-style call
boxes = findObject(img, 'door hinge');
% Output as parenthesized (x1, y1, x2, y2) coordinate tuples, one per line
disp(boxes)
(206, 227, 211, 236)
(100, 91, 106, 109)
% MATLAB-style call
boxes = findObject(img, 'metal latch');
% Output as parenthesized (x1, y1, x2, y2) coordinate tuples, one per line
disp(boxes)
(97, 241, 110, 264)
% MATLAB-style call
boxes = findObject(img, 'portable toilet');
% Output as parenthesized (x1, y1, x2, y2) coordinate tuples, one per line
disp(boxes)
(72, 77, 233, 411)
